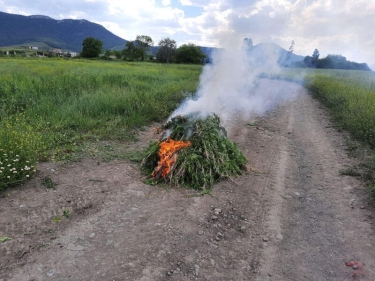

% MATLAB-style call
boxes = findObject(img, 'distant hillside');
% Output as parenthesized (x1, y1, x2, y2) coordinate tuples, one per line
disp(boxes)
(247, 42, 304, 66)
(0, 11, 127, 52)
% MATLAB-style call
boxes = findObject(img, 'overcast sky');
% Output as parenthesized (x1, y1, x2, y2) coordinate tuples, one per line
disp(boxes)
(1, 0, 374, 68)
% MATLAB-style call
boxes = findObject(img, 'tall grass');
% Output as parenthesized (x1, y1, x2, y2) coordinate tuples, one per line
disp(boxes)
(0, 58, 202, 190)
(302, 69, 375, 146)
(291, 68, 375, 196)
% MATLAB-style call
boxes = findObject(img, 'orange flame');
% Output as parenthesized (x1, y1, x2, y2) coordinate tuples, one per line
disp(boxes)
(152, 138, 191, 179)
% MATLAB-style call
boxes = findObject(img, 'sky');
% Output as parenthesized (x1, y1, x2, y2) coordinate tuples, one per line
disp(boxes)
(0, 0, 374, 68)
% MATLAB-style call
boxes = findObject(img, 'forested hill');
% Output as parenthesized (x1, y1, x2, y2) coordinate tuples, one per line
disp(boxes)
(0, 11, 127, 51)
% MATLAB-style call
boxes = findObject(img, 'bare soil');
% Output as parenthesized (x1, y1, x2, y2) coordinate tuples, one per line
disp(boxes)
(1, 80, 375, 281)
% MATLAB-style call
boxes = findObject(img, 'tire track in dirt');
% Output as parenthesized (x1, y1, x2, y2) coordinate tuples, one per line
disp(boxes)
(255, 89, 375, 281)
(255, 105, 295, 281)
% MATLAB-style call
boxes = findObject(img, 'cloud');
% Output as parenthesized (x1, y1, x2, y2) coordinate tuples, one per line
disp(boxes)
(0, 0, 374, 65)
(162, 0, 171, 6)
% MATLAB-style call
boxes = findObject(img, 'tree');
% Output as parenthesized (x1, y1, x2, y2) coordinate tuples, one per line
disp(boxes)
(312, 49, 320, 61)
(102, 49, 122, 60)
(122, 41, 143, 61)
(175, 43, 205, 64)
(102, 50, 111, 60)
(135, 35, 154, 61)
(303, 56, 314, 67)
(81, 37, 103, 58)
(156, 37, 177, 63)
(279, 40, 295, 66)
(112, 50, 122, 59)
(243, 38, 253, 52)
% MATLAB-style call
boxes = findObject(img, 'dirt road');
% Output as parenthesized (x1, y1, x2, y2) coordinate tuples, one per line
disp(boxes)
(1, 80, 375, 281)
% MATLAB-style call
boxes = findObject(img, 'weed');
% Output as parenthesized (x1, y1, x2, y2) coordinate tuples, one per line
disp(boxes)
(63, 209, 70, 218)
(42, 176, 55, 189)
(125, 150, 147, 163)
(37, 243, 49, 249)
(339, 167, 362, 177)
(0, 113, 43, 191)
(53, 217, 61, 222)
(346, 138, 363, 158)
(0, 236, 11, 243)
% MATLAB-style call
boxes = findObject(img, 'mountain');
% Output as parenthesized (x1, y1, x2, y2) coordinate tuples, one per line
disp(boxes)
(0, 11, 127, 52)
(248, 42, 304, 66)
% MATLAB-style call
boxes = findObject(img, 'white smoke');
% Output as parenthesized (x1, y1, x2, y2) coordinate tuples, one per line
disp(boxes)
(170, 39, 300, 126)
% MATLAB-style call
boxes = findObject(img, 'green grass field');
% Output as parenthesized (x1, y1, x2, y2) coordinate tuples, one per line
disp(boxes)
(0, 58, 202, 190)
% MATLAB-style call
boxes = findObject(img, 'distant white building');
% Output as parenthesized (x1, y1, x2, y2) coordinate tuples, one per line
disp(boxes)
(49, 49, 62, 56)
(31, 46, 38, 50)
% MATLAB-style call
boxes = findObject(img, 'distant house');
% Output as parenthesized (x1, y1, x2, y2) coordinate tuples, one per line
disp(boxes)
(61, 52, 78, 58)
(49, 49, 62, 56)
(31, 46, 38, 50)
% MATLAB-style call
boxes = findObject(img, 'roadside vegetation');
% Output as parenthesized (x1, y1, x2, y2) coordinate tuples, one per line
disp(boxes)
(281, 68, 375, 196)
(0, 58, 202, 191)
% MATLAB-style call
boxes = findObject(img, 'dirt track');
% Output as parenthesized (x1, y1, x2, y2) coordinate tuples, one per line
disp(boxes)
(1, 79, 375, 281)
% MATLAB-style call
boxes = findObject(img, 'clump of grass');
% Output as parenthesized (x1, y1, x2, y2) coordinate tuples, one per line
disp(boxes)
(42, 176, 55, 189)
(142, 114, 248, 192)
(0, 113, 45, 191)
(339, 167, 362, 177)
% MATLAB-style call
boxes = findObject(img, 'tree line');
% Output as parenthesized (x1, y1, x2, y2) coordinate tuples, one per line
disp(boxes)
(80, 35, 205, 64)
(297, 49, 371, 71)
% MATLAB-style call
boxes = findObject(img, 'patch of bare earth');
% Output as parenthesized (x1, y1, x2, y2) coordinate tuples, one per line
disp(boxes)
(1, 80, 375, 281)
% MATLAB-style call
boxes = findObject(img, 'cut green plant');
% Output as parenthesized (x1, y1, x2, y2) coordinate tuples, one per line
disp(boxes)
(1, 236, 12, 243)
(142, 114, 248, 192)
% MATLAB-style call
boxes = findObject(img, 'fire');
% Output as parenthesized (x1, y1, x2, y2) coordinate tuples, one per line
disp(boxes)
(152, 138, 191, 179)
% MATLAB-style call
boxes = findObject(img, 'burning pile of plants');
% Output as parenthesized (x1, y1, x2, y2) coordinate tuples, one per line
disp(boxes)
(141, 114, 247, 191)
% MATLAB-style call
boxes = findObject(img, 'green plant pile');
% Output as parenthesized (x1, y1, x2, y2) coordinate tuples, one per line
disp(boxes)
(142, 114, 248, 192)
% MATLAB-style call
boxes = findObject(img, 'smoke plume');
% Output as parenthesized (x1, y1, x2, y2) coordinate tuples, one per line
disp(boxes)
(170, 39, 300, 126)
